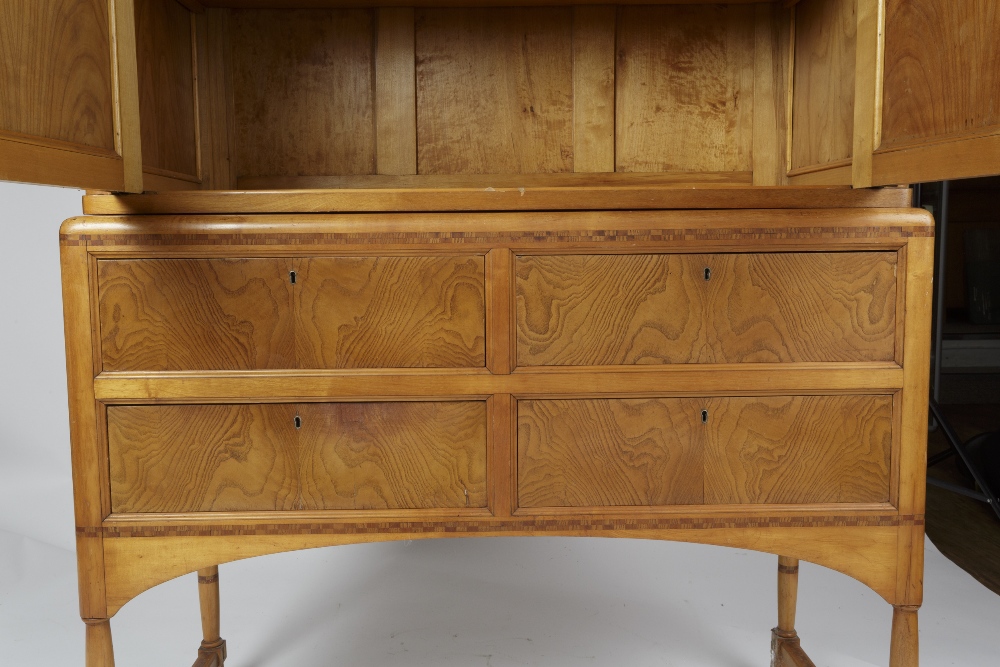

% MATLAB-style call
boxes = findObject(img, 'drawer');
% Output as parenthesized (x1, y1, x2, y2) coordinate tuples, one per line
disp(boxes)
(517, 394, 891, 508)
(108, 401, 487, 513)
(98, 255, 486, 370)
(515, 252, 898, 366)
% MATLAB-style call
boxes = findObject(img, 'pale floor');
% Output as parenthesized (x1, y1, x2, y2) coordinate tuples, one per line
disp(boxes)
(0, 530, 997, 666)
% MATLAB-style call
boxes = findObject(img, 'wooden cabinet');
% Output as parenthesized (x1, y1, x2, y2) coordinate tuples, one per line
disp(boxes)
(4, 0, 998, 665)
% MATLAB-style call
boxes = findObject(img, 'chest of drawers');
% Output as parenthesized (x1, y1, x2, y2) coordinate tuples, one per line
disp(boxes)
(61, 192, 932, 666)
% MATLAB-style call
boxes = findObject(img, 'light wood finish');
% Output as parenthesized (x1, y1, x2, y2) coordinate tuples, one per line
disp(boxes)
(196, 9, 236, 189)
(298, 401, 488, 509)
(851, 0, 884, 188)
(98, 259, 295, 371)
(375, 8, 416, 176)
(204, 0, 779, 5)
(572, 6, 615, 173)
(518, 398, 704, 507)
(415, 8, 573, 174)
(485, 249, 514, 375)
(134, 0, 199, 180)
(515, 253, 898, 366)
(790, 0, 856, 172)
(616, 5, 754, 173)
(81, 185, 915, 214)
(85, 620, 115, 667)
(108, 404, 300, 513)
(704, 395, 892, 505)
(753, 4, 790, 186)
(194, 566, 227, 667)
(231, 9, 375, 181)
(889, 606, 919, 667)
(295, 256, 486, 369)
(776, 556, 798, 635)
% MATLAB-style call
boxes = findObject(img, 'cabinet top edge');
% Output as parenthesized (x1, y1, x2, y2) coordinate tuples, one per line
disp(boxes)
(82, 186, 914, 216)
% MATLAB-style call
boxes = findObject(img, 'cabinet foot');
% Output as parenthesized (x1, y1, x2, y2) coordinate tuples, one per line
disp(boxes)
(192, 638, 228, 667)
(770, 556, 816, 667)
(889, 605, 919, 667)
(85, 619, 115, 667)
(194, 566, 226, 667)
(771, 630, 817, 667)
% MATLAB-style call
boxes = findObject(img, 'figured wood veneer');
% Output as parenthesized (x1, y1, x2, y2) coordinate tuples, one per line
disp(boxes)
(295, 256, 486, 369)
(516, 252, 897, 366)
(109, 401, 487, 513)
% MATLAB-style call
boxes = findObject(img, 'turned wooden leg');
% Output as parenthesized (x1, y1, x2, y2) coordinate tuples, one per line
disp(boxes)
(890, 605, 919, 667)
(85, 619, 115, 667)
(192, 566, 227, 667)
(770, 557, 816, 667)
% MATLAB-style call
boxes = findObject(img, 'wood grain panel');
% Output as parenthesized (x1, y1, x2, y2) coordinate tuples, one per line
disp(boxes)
(518, 398, 703, 507)
(790, 0, 856, 170)
(197, 9, 237, 189)
(295, 256, 486, 368)
(572, 6, 615, 173)
(0, 0, 115, 151)
(516, 252, 897, 366)
(704, 395, 892, 504)
(375, 7, 417, 175)
(881, 0, 1000, 150)
(415, 7, 574, 174)
(705, 252, 897, 363)
(616, 5, 754, 173)
(135, 0, 199, 178)
(109, 404, 300, 513)
(516, 254, 704, 366)
(231, 9, 375, 180)
(98, 259, 295, 371)
(298, 401, 487, 509)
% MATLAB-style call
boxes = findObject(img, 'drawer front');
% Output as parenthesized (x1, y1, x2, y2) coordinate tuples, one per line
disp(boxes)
(516, 252, 897, 366)
(295, 256, 486, 368)
(108, 401, 487, 513)
(517, 394, 891, 508)
(99, 259, 295, 371)
(99, 255, 486, 371)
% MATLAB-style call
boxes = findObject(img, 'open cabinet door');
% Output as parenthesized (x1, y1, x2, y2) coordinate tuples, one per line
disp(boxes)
(0, 0, 142, 192)
(855, 0, 1000, 186)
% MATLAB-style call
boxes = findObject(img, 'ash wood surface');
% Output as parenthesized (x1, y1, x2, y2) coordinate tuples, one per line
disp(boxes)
(889, 606, 919, 667)
(415, 8, 574, 174)
(98, 259, 295, 371)
(790, 0, 856, 171)
(517, 398, 703, 507)
(108, 404, 300, 513)
(85, 620, 115, 667)
(196, 9, 237, 189)
(375, 8, 417, 176)
(616, 5, 754, 173)
(298, 401, 487, 509)
(704, 395, 893, 505)
(516, 252, 898, 366)
(881, 0, 1000, 152)
(134, 0, 199, 179)
(571, 6, 615, 173)
(753, 3, 790, 186)
(231, 9, 375, 180)
(294, 255, 486, 369)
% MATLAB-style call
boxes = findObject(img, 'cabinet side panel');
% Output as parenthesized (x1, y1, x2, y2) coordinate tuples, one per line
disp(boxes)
(881, 0, 1000, 151)
(616, 4, 754, 173)
(298, 402, 488, 510)
(518, 398, 704, 508)
(231, 8, 376, 180)
(789, 0, 856, 172)
(415, 7, 574, 175)
(704, 395, 893, 504)
(134, 0, 199, 179)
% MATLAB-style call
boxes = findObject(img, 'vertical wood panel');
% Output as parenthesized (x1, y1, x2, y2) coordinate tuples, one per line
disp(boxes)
(616, 5, 754, 173)
(490, 394, 515, 517)
(375, 7, 416, 175)
(134, 0, 199, 179)
(572, 6, 615, 173)
(231, 9, 375, 181)
(704, 395, 893, 505)
(790, 0, 856, 171)
(753, 4, 790, 186)
(415, 7, 574, 174)
(486, 248, 514, 375)
(852, 0, 884, 188)
(518, 398, 704, 507)
(298, 402, 487, 510)
(196, 9, 236, 189)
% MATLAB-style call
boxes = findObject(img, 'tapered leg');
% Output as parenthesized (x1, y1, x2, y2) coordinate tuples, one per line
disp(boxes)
(192, 566, 227, 667)
(85, 619, 115, 667)
(770, 557, 816, 667)
(890, 606, 919, 667)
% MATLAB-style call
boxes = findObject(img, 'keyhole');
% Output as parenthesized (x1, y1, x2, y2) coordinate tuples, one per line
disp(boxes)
(701, 409, 708, 424)
(289, 271, 297, 284)
(704, 267, 711, 281)
(294, 415, 302, 429)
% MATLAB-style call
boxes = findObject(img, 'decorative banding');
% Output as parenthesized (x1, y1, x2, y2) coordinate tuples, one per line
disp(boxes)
(197, 573, 219, 585)
(778, 563, 800, 575)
